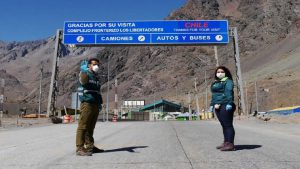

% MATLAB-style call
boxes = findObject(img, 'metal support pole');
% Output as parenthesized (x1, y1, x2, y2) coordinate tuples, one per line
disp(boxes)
(231, 27, 246, 115)
(114, 78, 118, 116)
(0, 113, 1, 127)
(188, 91, 192, 120)
(47, 29, 62, 117)
(255, 81, 259, 112)
(154, 94, 156, 111)
(0, 79, 4, 109)
(194, 78, 200, 118)
(0, 79, 4, 127)
(205, 70, 208, 111)
(245, 81, 249, 115)
(38, 67, 43, 118)
(175, 86, 178, 101)
(214, 46, 219, 67)
(106, 55, 110, 122)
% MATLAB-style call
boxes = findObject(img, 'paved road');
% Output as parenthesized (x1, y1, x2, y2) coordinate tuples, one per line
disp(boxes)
(0, 120, 300, 169)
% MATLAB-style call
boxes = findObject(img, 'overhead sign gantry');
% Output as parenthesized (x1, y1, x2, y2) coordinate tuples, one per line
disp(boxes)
(47, 20, 246, 118)
(63, 20, 229, 45)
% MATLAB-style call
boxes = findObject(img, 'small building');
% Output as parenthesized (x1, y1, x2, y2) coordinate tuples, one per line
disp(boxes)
(120, 100, 145, 119)
(120, 99, 187, 121)
(140, 99, 183, 113)
(139, 99, 187, 121)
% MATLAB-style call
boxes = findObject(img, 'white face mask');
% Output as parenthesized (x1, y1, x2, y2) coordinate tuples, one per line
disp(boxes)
(92, 65, 99, 73)
(216, 72, 225, 79)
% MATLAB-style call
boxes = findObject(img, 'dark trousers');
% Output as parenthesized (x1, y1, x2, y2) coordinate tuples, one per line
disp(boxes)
(76, 102, 99, 150)
(215, 104, 235, 144)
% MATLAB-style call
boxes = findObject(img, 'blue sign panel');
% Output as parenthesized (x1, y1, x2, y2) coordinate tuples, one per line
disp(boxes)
(63, 20, 229, 45)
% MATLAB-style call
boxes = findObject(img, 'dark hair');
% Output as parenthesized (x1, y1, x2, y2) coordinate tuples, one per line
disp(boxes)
(88, 58, 100, 64)
(214, 66, 233, 80)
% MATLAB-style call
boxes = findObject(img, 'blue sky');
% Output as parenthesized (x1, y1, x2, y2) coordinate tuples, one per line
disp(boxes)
(0, 0, 186, 42)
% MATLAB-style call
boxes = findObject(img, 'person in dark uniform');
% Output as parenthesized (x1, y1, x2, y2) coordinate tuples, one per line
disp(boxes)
(210, 66, 236, 151)
(76, 58, 103, 156)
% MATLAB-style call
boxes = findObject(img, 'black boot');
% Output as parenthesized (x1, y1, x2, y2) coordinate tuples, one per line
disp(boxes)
(76, 147, 92, 156)
(220, 142, 235, 151)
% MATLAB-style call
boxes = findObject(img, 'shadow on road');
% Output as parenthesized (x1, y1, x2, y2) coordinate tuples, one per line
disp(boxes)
(235, 145, 262, 151)
(96, 146, 148, 154)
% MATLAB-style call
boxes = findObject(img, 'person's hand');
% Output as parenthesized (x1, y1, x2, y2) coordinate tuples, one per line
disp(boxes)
(80, 64, 88, 72)
(208, 106, 213, 112)
(214, 104, 220, 110)
(80, 60, 88, 72)
(226, 104, 233, 111)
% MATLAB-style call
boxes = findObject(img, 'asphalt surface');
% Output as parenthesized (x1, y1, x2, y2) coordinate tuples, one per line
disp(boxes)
(0, 119, 300, 169)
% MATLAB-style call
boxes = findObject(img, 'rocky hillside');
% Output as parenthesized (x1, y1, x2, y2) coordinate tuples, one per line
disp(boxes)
(168, 0, 300, 112)
(0, 0, 299, 114)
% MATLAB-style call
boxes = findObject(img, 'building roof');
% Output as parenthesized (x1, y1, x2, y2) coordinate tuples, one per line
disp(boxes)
(139, 99, 181, 111)
(269, 106, 300, 111)
(267, 106, 300, 115)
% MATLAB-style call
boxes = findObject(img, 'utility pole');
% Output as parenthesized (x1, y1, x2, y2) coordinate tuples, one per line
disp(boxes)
(38, 67, 43, 118)
(0, 79, 5, 127)
(205, 70, 208, 112)
(255, 81, 259, 112)
(175, 86, 178, 101)
(114, 78, 118, 116)
(188, 91, 192, 120)
(245, 81, 249, 115)
(154, 93, 157, 111)
(47, 29, 62, 117)
(194, 78, 200, 119)
(106, 55, 110, 122)
(0, 79, 4, 109)
(214, 46, 219, 67)
(231, 27, 246, 115)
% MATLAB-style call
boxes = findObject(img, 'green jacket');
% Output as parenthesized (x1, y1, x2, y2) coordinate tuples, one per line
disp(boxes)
(78, 70, 103, 106)
(210, 77, 234, 106)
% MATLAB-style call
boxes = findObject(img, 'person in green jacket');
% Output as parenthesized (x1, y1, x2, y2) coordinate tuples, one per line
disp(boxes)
(76, 58, 103, 156)
(210, 66, 236, 151)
